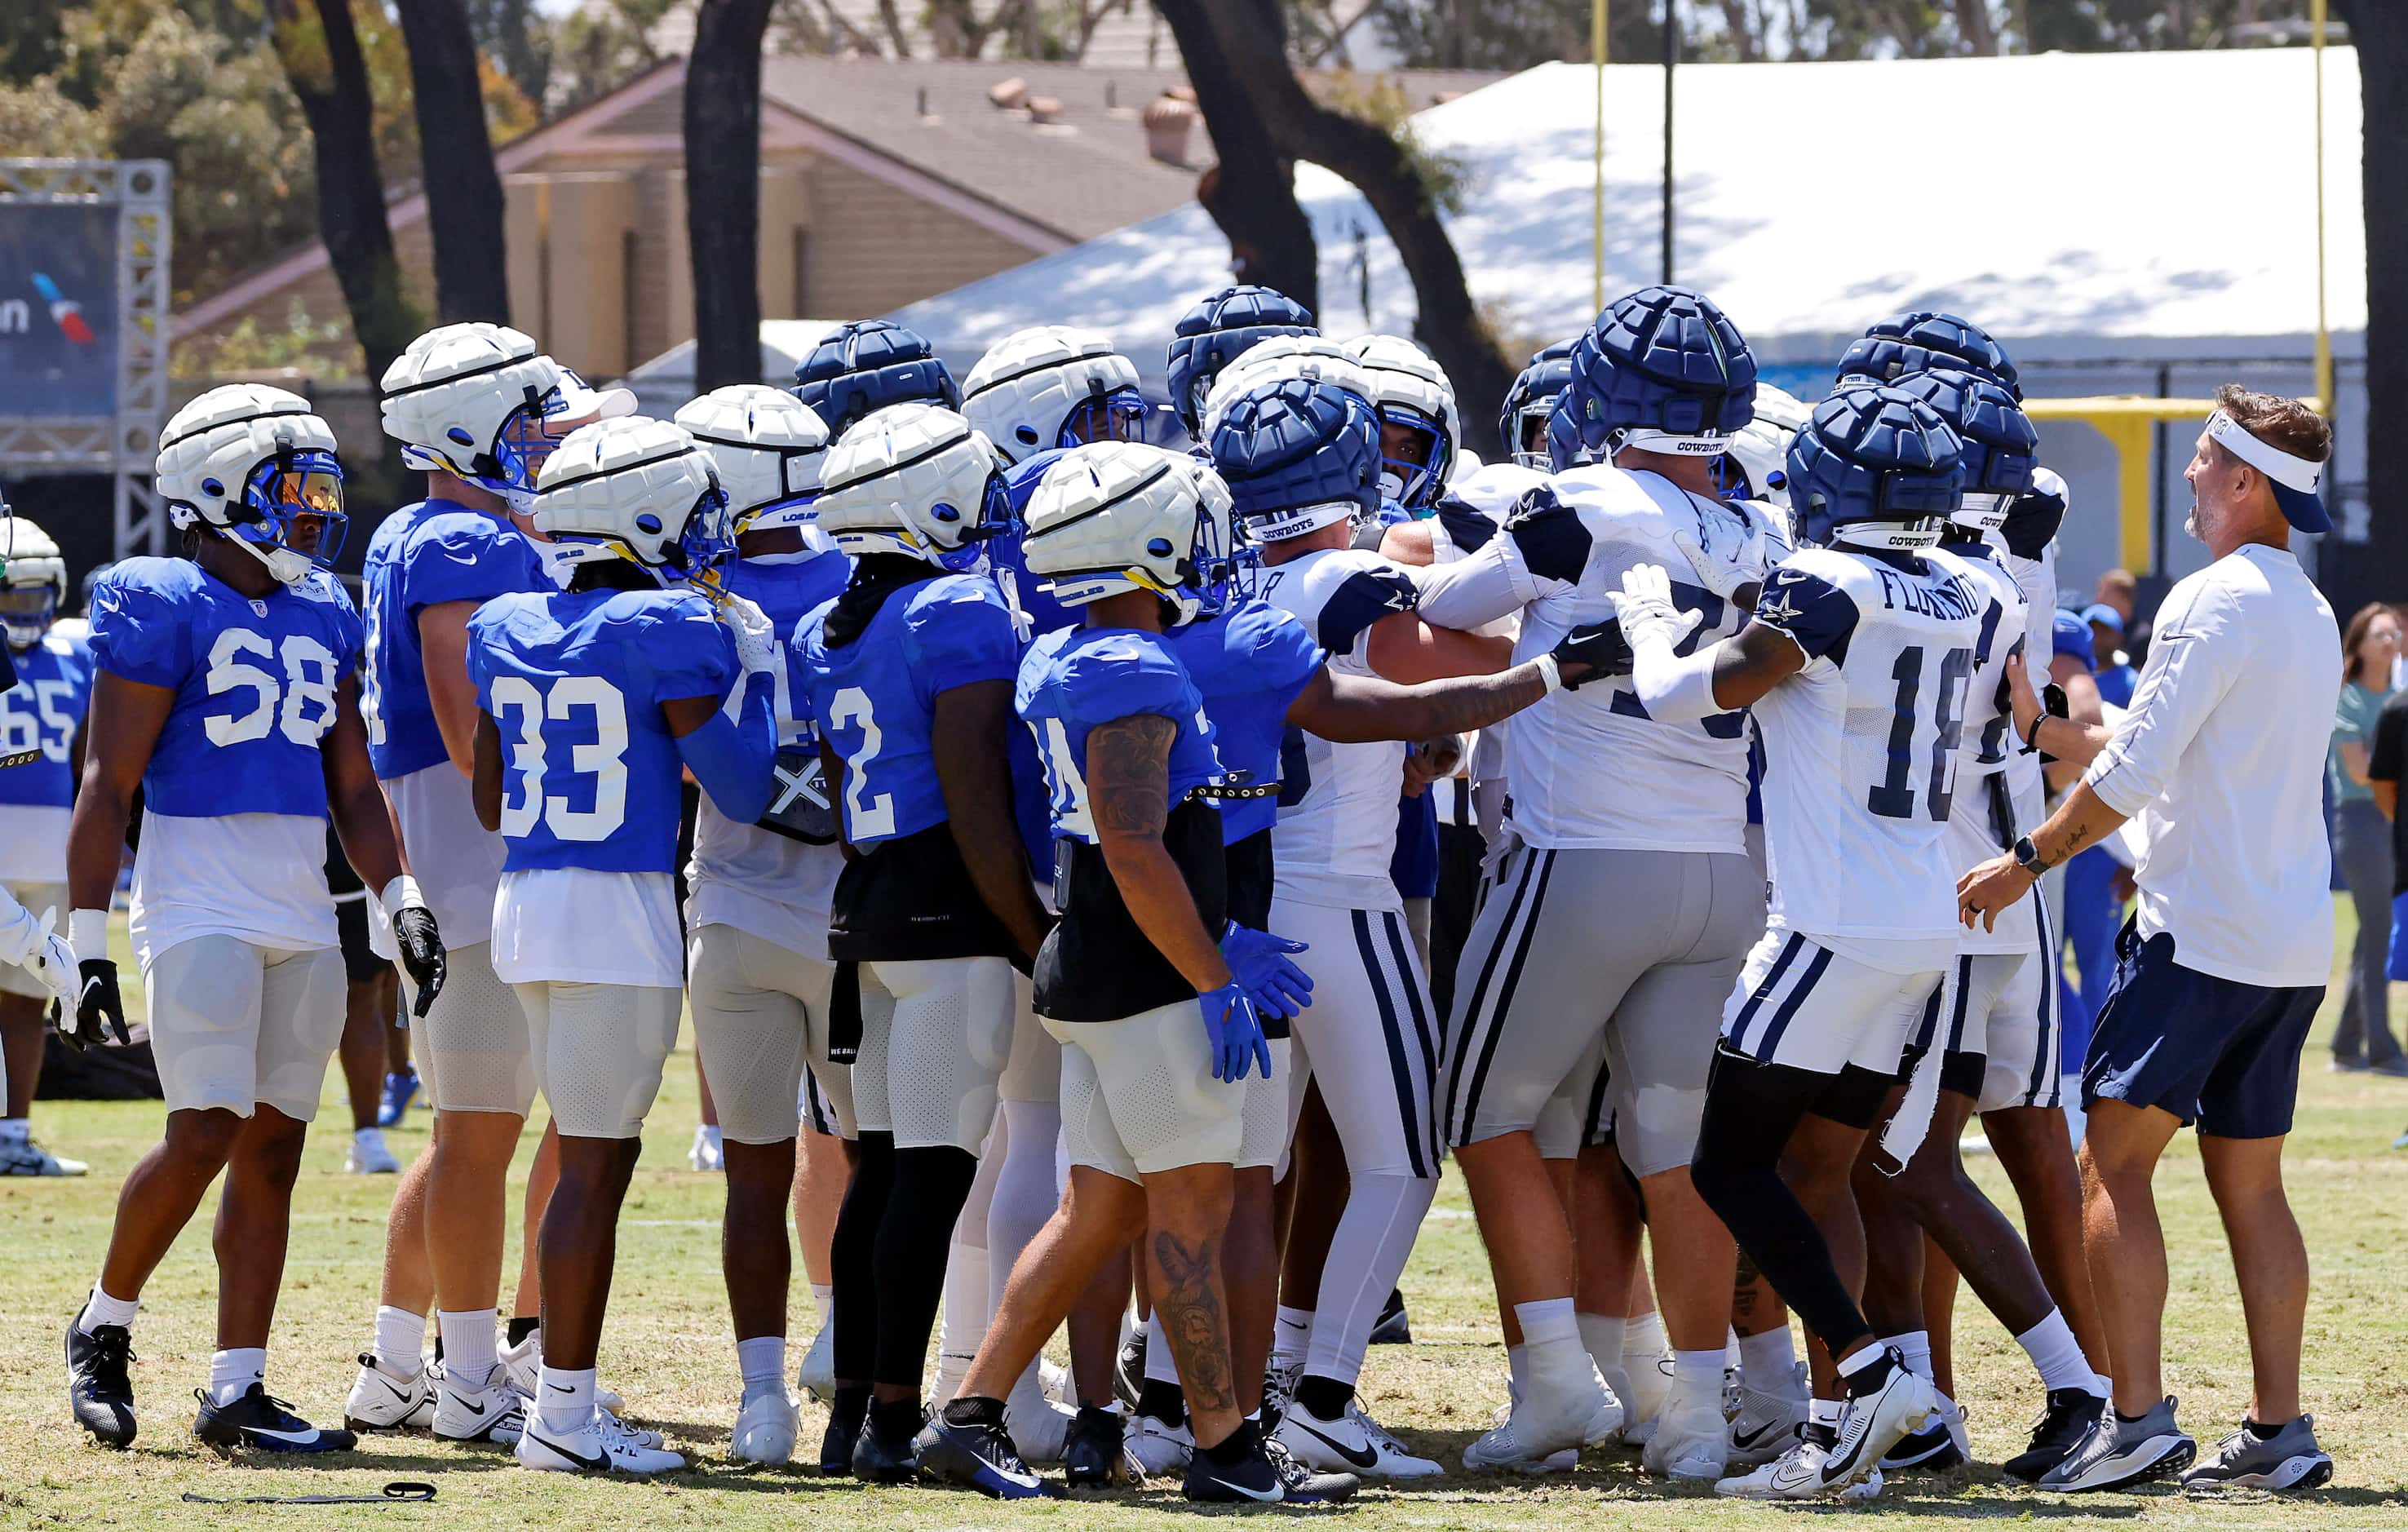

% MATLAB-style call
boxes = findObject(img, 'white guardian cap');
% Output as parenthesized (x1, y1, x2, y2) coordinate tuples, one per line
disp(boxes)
(674, 384, 830, 534)
(154, 383, 347, 586)
(960, 325, 1147, 465)
(379, 321, 634, 511)
(812, 402, 1010, 570)
(533, 416, 728, 582)
(1, 512, 67, 650)
(1200, 335, 1374, 441)
(1022, 441, 1232, 626)
(1343, 334, 1460, 509)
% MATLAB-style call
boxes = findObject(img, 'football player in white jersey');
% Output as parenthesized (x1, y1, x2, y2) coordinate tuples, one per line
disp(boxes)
(671, 385, 857, 1465)
(64, 387, 445, 1453)
(1608, 385, 1988, 1498)
(1209, 376, 1513, 1477)
(1410, 286, 1773, 1479)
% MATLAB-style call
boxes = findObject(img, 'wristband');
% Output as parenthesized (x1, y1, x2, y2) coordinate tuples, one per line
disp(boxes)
(69, 907, 109, 959)
(1532, 653, 1564, 695)
(379, 875, 426, 917)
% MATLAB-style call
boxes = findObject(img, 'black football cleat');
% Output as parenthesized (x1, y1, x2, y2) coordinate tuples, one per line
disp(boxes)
(1063, 1405, 1126, 1490)
(192, 1384, 357, 1455)
(1114, 1329, 1147, 1409)
(1368, 1286, 1413, 1345)
(2004, 1388, 2108, 1483)
(852, 1404, 923, 1484)
(818, 1384, 868, 1473)
(914, 1415, 1059, 1499)
(65, 1317, 137, 1448)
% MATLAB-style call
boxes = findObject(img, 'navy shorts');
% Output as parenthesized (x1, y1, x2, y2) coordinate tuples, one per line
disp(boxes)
(2083, 921, 2322, 1139)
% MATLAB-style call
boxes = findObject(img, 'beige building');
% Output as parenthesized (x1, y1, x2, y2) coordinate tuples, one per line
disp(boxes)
(172, 55, 1215, 382)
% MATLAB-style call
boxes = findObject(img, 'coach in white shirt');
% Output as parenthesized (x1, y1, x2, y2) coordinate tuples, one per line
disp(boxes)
(1959, 385, 2339, 1493)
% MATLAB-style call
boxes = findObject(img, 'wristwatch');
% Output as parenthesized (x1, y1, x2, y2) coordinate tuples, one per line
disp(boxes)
(2012, 834, 2052, 877)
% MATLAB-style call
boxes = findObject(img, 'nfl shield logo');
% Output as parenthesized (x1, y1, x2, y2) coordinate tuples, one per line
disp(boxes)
(250, 600, 268, 617)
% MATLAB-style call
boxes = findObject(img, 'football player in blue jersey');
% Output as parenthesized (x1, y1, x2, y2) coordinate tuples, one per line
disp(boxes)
(1166, 285, 1317, 445)
(343, 322, 636, 1446)
(1608, 385, 1982, 1498)
(0, 512, 94, 1176)
(941, 325, 1153, 1457)
(60, 386, 446, 1455)
(799, 401, 1055, 1481)
(669, 384, 852, 1466)
(467, 414, 775, 1475)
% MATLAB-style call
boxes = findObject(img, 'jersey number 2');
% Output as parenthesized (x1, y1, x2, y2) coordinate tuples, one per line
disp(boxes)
(1868, 644, 1973, 821)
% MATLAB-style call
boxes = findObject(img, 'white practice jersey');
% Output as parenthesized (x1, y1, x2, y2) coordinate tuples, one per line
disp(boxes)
(1750, 543, 1995, 968)
(1410, 464, 1768, 852)
(1259, 545, 1419, 911)
(1943, 545, 2042, 955)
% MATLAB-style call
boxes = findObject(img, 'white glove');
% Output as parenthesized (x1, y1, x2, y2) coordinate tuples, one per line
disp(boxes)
(0, 902, 74, 1007)
(1609, 564, 1703, 652)
(719, 591, 781, 676)
(1671, 507, 1765, 603)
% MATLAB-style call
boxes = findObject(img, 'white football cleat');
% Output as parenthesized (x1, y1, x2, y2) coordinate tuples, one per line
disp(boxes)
(688, 1123, 724, 1172)
(516, 1406, 684, 1475)
(1124, 1411, 1193, 1481)
(1716, 1432, 1883, 1501)
(500, 1331, 626, 1415)
(1728, 1367, 1812, 1468)
(1274, 1397, 1443, 1479)
(1641, 1375, 1729, 1481)
(343, 1353, 434, 1432)
(1819, 1362, 1937, 1490)
(731, 1390, 799, 1465)
(1463, 1410, 1578, 1474)
(795, 1323, 836, 1403)
(0, 1136, 88, 1176)
(1007, 1397, 1079, 1466)
(433, 1365, 525, 1445)
(344, 1127, 399, 1175)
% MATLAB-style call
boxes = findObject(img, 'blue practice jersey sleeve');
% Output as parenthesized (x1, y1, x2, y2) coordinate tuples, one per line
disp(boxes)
(625, 591, 741, 707)
(406, 512, 551, 612)
(1754, 565, 1861, 665)
(905, 578, 1023, 706)
(86, 563, 192, 689)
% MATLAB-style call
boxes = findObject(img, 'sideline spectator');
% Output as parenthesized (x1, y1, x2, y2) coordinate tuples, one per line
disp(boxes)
(2085, 604, 2137, 708)
(2331, 604, 2404, 1074)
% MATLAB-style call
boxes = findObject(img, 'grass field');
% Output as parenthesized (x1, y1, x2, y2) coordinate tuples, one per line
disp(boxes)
(5, 906, 2408, 1528)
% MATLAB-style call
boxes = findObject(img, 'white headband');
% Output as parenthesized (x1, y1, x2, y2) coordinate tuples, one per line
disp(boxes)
(1612, 427, 1732, 458)
(2207, 410, 2322, 494)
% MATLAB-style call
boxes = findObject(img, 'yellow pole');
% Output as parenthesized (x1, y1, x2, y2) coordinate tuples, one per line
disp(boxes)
(2313, 0, 2332, 414)
(1593, 0, 1607, 314)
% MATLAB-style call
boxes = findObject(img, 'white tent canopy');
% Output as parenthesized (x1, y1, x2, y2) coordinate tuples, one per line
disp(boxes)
(888, 48, 2363, 379)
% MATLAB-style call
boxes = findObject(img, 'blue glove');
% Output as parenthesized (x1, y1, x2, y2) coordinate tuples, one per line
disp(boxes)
(1220, 922, 1313, 1020)
(1197, 981, 1273, 1084)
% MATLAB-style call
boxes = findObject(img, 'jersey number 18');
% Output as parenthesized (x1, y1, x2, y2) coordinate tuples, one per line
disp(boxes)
(1867, 644, 1973, 822)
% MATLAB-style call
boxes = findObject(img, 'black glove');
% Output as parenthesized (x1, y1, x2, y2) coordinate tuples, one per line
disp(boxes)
(2000, 485, 2067, 560)
(392, 905, 448, 1019)
(1551, 617, 1633, 689)
(64, 959, 130, 1052)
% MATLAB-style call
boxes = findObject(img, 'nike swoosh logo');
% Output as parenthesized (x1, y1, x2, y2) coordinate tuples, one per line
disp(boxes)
(529, 1425, 615, 1472)
(1197, 1472, 1284, 1502)
(548, 1383, 578, 1393)
(1290, 1419, 1379, 1471)
(456, 1397, 487, 1417)
(1731, 1418, 1791, 1449)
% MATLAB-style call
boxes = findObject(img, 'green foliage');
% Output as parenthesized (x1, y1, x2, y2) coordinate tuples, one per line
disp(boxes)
(0, 75, 104, 156)
(170, 299, 349, 379)
(1317, 69, 1474, 215)
(548, 0, 672, 111)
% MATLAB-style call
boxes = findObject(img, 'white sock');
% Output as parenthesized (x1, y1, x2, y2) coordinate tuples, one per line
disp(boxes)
(1879, 1330, 1932, 1382)
(1622, 1309, 1668, 1369)
(808, 1283, 834, 1326)
(538, 1365, 595, 1436)
(1272, 1306, 1313, 1371)
(437, 1308, 497, 1389)
(0, 1116, 27, 1142)
(1575, 1313, 1626, 1378)
(81, 1283, 139, 1334)
(737, 1335, 786, 1401)
(1507, 1344, 1529, 1398)
(2014, 1308, 2104, 1396)
(1144, 1312, 1182, 1386)
(372, 1305, 426, 1375)
(1671, 1348, 1724, 1400)
(208, 1347, 266, 1406)
(1736, 1326, 1799, 1393)
(1808, 1397, 1845, 1431)
(1836, 1342, 1886, 1380)
(932, 1242, 989, 1403)
(1514, 1296, 1581, 1373)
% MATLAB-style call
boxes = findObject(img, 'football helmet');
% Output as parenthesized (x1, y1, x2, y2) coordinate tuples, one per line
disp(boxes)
(1785, 385, 1965, 553)
(1501, 339, 1578, 467)
(155, 383, 348, 586)
(812, 403, 1009, 570)
(674, 385, 830, 534)
(1554, 285, 1756, 472)
(1166, 285, 1316, 441)
(1200, 335, 1374, 442)
(1836, 312, 2021, 401)
(1344, 334, 1459, 511)
(790, 320, 958, 436)
(1208, 377, 1382, 544)
(1888, 370, 2038, 534)
(1021, 442, 1233, 627)
(1719, 382, 1813, 508)
(961, 326, 1148, 465)
(1, 510, 66, 651)
(379, 322, 633, 512)
(531, 416, 729, 582)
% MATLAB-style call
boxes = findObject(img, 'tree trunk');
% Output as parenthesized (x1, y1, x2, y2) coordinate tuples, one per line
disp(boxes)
(1953, 0, 1999, 53)
(399, 0, 511, 325)
(268, 0, 419, 383)
(685, 0, 776, 395)
(1154, 0, 1318, 315)
(1198, 0, 1514, 435)
(2331, 0, 2406, 615)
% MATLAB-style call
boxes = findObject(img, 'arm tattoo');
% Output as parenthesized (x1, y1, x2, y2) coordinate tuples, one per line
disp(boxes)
(1087, 715, 1175, 839)
(1732, 1249, 1763, 1319)
(1152, 1230, 1237, 1416)
(1416, 665, 1551, 736)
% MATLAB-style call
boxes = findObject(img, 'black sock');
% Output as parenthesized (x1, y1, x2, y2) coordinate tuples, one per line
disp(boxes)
(1839, 1348, 1896, 1400)
(1202, 1415, 1262, 1466)
(830, 1131, 895, 1384)
(432, 1333, 445, 1364)
(870, 1144, 980, 1386)
(870, 1397, 923, 1441)
(1136, 1378, 1187, 1426)
(506, 1317, 539, 1348)
(2244, 1416, 2288, 1440)
(943, 1394, 1006, 1431)
(830, 1383, 870, 1423)
(1295, 1374, 1353, 1420)
(2115, 1406, 2153, 1424)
